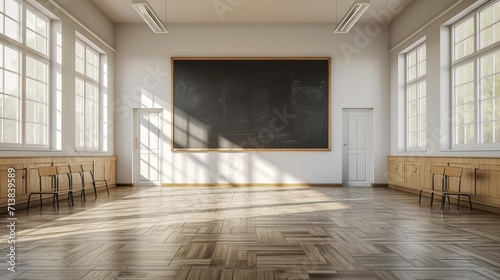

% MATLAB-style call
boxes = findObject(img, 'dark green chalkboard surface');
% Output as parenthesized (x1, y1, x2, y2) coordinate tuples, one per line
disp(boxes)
(172, 57, 330, 151)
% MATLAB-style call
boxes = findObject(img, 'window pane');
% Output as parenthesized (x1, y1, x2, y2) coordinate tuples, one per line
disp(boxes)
(4, 45, 19, 72)
(420, 130, 427, 147)
(496, 121, 500, 143)
(26, 29, 36, 50)
(465, 104, 475, 124)
(456, 125, 465, 145)
(4, 70, 19, 95)
(482, 121, 493, 143)
(408, 132, 416, 148)
(454, 17, 475, 61)
(408, 100, 417, 117)
(455, 62, 474, 85)
(481, 98, 494, 121)
(36, 15, 47, 36)
(466, 124, 475, 144)
(479, 1, 500, 49)
(408, 66, 417, 81)
(5, 0, 19, 20)
(419, 95, 427, 114)
(26, 79, 36, 103)
(456, 105, 466, 125)
(26, 8, 35, 30)
(481, 76, 494, 98)
(3, 93, 18, 118)
(36, 34, 47, 55)
(466, 83, 475, 103)
(2, 119, 19, 143)
(418, 45, 426, 77)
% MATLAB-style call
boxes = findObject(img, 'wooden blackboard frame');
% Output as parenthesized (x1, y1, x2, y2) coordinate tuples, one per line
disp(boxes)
(171, 57, 331, 152)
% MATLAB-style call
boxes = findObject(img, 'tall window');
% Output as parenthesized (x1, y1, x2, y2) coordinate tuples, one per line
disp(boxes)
(0, 0, 50, 147)
(75, 38, 100, 150)
(452, 0, 500, 149)
(406, 43, 427, 150)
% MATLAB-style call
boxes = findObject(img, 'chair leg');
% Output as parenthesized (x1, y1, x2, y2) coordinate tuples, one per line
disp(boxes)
(40, 194, 43, 209)
(69, 191, 74, 206)
(105, 181, 109, 195)
(27, 193, 32, 210)
(81, 188, 86, 202)
(55, 194, 59, 209)
(457, 195, 460, 210)
(441, 194, 446, 210)
(430, 192, 434, 207)
(468, 195, 473, 211)
(93, 182, 97, 198)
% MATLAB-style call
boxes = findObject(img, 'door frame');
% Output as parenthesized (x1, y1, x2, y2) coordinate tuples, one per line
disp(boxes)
(133, 108, 163, 187)
(342, 108, 374, 187)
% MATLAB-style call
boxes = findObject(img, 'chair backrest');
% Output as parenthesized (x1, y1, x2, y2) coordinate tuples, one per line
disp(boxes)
(69, 164, 83, 173)
(431, 165, 446, 175)
(56, 165, 71, 175)
(81, 163, 93, 173)
(444, 166, 462, 178)
(444, 166, 463, 192)
(431, 165, 446, 190)
(38, 166, 57, 177)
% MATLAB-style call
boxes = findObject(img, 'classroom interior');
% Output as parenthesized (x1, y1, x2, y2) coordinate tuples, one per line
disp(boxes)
(1, 0, 500, 279)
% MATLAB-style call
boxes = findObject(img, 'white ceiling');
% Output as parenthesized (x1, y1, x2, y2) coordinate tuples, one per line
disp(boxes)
(90, 0, 414, 24)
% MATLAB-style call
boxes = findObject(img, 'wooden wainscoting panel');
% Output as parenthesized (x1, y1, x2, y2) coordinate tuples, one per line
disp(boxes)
(388, 156, 500, 210)
(0, 156, 116, 208)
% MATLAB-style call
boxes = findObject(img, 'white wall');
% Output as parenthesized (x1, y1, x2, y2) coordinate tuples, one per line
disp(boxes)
(54, 0, 114, 46)
(1, 0, 115, 157)
(114, 23, 391, 185)
(389, 0, 500, 157)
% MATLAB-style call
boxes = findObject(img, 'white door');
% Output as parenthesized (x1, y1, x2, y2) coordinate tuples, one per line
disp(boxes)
(342, 109, 373, 187)
(133, 108, 162, 187)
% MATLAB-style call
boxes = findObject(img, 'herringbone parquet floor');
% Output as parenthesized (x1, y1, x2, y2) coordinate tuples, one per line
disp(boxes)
(1, 186, 500, 280)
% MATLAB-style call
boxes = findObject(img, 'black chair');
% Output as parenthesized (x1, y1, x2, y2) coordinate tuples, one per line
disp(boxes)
(419, 165, 446, 207)
(441, 166, 472, 211)
(69, 164, 93, 201)
(56, 165, 75, 207)
(81, 163, 109, 196)
(27, 166, 62, 209)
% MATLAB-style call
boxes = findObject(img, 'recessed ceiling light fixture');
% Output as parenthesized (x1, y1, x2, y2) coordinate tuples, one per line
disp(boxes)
(132, 0, 168, 33)
(334, 0, 370, 33)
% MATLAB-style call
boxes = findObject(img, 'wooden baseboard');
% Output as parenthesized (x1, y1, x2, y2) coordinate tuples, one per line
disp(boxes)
(162, 183, 343, 188)
(372, 183, 388, 188)
(116, 183, 134, 187)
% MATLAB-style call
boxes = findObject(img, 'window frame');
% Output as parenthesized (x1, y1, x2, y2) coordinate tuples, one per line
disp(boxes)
(74, 36, 103, 152)
(451, 0, 500, 150)
(0, 0, 51, 149)
(405, 42, 427, 151)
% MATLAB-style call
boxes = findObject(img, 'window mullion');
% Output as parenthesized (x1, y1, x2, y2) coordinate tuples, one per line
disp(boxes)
(475, 57, 480, 148)
(21, 2, 26, 147)
(475, 10, 479, 147)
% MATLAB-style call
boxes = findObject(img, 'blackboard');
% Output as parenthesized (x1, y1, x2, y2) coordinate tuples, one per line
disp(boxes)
(171, 57, 330, 151)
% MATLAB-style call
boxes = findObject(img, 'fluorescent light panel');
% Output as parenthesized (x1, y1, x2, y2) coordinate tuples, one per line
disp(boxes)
(132, 0, 168, 33)
(334, 0, 370, 33)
